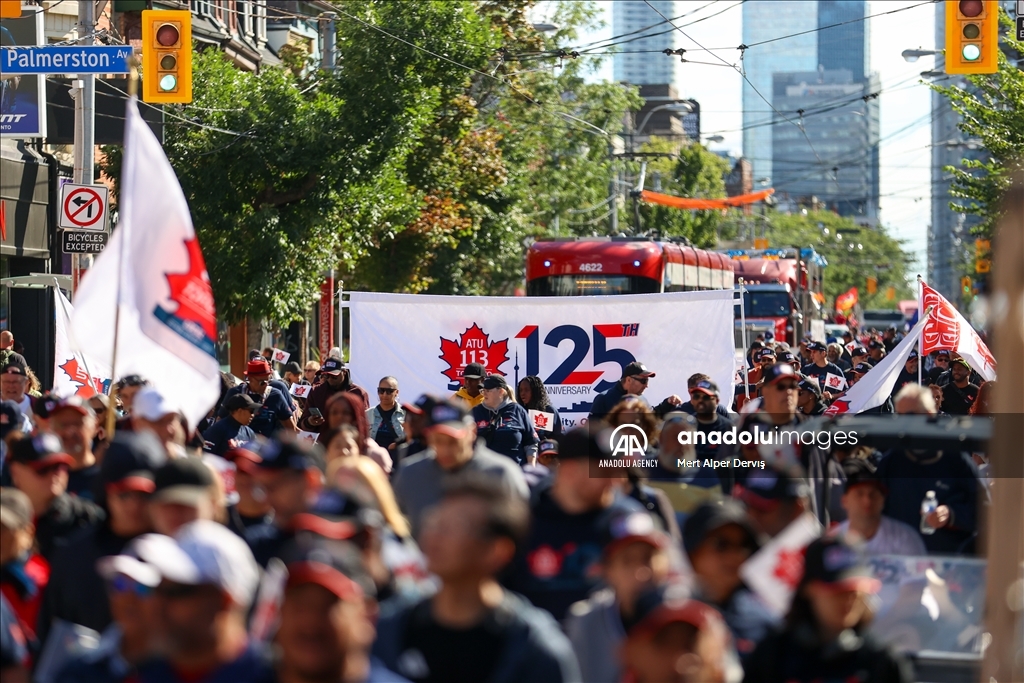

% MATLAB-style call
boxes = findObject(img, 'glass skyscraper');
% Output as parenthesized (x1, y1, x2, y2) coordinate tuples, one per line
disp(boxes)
(741, 1, 819, 186)
(817, 0, 869, 82)
(612, 0, 681, 86)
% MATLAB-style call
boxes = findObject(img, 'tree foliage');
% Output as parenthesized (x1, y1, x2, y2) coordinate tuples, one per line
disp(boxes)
(764, 211, 914, 310)
(931, 11, 1024, 240)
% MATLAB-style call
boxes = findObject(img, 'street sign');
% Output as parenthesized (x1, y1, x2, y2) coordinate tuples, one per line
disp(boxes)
(61, 230, 108, 254)
(59, 183, 109, 231)
(0, 45, 133, 75)
(1017, 17, 1024, 41)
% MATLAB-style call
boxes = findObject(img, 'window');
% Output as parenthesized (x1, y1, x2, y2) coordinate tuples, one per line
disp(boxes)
(237, 0, 252, 36)
(191, 0, 211, 16)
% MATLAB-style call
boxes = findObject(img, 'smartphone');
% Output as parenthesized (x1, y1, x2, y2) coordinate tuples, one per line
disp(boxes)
(309, 407, 322, 418)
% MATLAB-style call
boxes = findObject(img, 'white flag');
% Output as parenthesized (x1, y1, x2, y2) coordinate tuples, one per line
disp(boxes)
(71, 99, 220, 430)
(53, 288, 111, 399)
(271, 348, 290, 364)
(528, 409, 555, 432)
(919, 281, 996, 381)
(740, 512, 821, 617)
(824, 313, 930, 416)
(823, 372, 847, 392)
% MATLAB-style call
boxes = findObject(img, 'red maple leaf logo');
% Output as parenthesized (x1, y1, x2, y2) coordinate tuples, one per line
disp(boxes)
(772, 548, 806, 589)
(439, 324, 510, 383)
(165, 238, 216, 341)
(823, 399, 850, 417)
(59, 357, 104, 398)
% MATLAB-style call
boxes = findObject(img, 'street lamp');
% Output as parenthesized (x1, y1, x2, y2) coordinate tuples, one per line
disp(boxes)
(635, 101, 693, 137)
(920, 70, 946, 78)
(902, 48, 942, 62)
(531, 22, 559, 33)
(704, 135, 725, 144)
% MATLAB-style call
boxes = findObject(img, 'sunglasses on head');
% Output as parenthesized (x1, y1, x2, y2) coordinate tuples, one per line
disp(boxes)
(110, 574, 154, 597)
(377, 387, 396, 394)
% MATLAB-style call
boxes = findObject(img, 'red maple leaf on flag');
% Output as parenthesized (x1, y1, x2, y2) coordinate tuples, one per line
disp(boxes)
(59, 357, 103, 398)
(772, 548, 806, 589)
(165, 238, 217, 341)
(439, 324, 510, 383)
(823, 399, 850, 417)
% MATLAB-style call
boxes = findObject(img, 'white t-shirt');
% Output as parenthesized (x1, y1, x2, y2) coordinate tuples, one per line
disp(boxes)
(837, 515, 927, 556)
(17, 394, 34, 431)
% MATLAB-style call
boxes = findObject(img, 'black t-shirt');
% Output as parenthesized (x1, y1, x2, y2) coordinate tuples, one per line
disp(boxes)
(941, 382, 979, 415)
(400, 600, 505, 683)
(374, 406, 399, 449)
(694, 413, 735, 459)
(800, 362, 846, 392)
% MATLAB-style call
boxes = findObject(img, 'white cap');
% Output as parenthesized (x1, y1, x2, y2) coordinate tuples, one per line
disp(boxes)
(133, 386, 175, 421)
(96, 533, 165, 587)
(134, 521, 260, 609)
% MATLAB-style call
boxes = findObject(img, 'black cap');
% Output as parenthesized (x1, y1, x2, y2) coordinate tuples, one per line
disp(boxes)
(797, 376, 822, 398)
(622, 361, 656, 378)
(283, 361, 303, 376)
(556, 426, 609, 460)
(868, 340, 884, 350)
(0, 400, 23, 439)
(152, 457, 215, 505)
(691, 380, 719, 398)
(801, 536, 880, 592)
(760, 363, 798, 386)
(777, 351, 798, 365)
(627, 583, 721, 638)
(852, 362, 873, 374)
(850, 346, 867, 357)
(953, 357, 971, 370)
(935, 349, 950, 358)
(482, 374, 508, 390)
(907, 350, 918, 360)
(682, 500, 759, 557)
(753, 347, 776, 362)
(425, 400, 473, 437)
(255, 435, 326, 473)
(734, 465, 810, 510)
(224, 393, 262, 412)
(280, 534, 376, 600)
(9, 433, 74, 470)
(805, 341, 827, 352)
(601, 510, 666, 557)
(538, 439, 559, 457)
(461, 362, 485, 380)
(224, 436, 269, 473)
(289, 486, 377, 547)
(1, 361, 27, 377)
(100, 432, 167, 494)
(320, 358, 345, 376)
(842, 458, 886, 494)
(32, 392, 60, 419)
(402, 394, 439, 417)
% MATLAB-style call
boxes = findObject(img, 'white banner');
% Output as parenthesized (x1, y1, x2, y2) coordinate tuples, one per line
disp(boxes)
(349, 290, 736, 429)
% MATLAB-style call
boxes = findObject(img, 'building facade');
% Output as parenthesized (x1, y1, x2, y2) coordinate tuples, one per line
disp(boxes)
(612, 0, 680, 86)
(816, 0, 868, 82)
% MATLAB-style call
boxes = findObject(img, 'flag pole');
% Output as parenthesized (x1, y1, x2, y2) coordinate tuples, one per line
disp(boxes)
(916, 275, 923, 386)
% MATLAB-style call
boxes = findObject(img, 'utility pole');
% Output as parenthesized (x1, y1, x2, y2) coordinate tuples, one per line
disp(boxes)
(72, 0, 97, 294)
(322, 12, 336, 71)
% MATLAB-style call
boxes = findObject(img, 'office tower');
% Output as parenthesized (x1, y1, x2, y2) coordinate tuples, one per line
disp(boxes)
(771, 69, 880, 224)
(612, 0, 681, 86)
(741, 1, 819, 186)
(817, 0, 869, 82)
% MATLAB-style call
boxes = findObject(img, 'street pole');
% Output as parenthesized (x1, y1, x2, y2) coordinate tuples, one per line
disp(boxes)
(322, 12, 336, 71)
(72, 0, 97, 295)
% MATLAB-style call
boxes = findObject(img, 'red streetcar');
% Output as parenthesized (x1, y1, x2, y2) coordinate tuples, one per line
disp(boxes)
(525, 237, 735, 297)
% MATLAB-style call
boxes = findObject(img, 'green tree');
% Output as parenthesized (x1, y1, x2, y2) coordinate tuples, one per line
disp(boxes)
(635, 137, 730, 245)
(765, 211, 914, 310)
(932, 11, 1024, 239)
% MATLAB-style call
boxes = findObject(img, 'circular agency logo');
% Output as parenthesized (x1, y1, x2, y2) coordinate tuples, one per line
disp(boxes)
(608, 423, 649, 458)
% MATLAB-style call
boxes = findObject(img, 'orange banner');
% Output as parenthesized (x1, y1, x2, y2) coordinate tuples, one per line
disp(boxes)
(639, 188, 775, 210)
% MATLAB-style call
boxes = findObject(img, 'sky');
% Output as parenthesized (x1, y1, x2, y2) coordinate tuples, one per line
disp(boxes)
(533, 0, 938, 276)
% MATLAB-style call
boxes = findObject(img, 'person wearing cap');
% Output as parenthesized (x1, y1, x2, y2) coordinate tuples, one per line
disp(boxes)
(393, 399, 527, 537)
(620, 584, 741, 683)
(219, 359, 297, 437)
(7, 434, 102, 560)
(367, 376, 405, 453)
(677, 373, 731, 419)
(775, 350, 802, 374)
(733, 464, 817, 540)
(471, 374, 538, 465)
(734, 349, 775, 411)
(221, 441, 274, 537)
(926, 349, 950, 384)
(0, 487, 47, 650)
(281, 361, 303, 388)
(688, 381, 734, 460)
(149, 457, 217, 537)
(1, 402, 29, 481)
(564, 509, 674, 683)
(796, 377, 826, 417)
(0, 362, 33, 431)
(300, 358, 369, 433)
(128, 521, 272, 682)
(48, 396, 103, 499)
(682, 501, 777, 662)
(589, 361, 681, 422)
(743, 536, 911, 683)
(867, 338, 886, 363)
(882, 324, 902, 352)
(375, 475, 581, 683)
(522, 438, 558, 489)
(275, 535, 410, 683)
(800, 341, 845, 400)
(939, 357, 979, 415)
(394, 395, 435, 466)
(504, 427, 644, 621)
(451, 361, 486, 408)
(834, 459, 925, 556)
(201, 393, 260, 456)
(246, 437, 327, 567)
(889, 349, 921, 399)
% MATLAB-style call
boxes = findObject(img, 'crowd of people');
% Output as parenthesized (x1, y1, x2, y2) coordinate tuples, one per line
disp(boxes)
(0, 327, 990, 683)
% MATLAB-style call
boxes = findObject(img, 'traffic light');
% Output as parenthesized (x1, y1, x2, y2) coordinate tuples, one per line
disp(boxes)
(961, 276, 972, 296)
(945, 0, 1000, 75)
(866, 276, 877, 295)
(974, 238, 991, 273)
(141, 9, 192, 104)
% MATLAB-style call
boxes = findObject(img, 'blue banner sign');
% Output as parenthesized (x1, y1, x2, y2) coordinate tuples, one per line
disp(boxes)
(1, 46, 133, 75)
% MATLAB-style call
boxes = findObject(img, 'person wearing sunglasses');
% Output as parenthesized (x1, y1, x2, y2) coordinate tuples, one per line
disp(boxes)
(682, 500, 777, 665)
(590, 361, 682, 422)
(219, 359, 296, 438)
(366, 376, 405, 453)
(6, 433, 102, 562)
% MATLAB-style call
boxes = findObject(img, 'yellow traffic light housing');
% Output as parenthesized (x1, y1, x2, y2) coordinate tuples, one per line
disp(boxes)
(961, 276, 972, 295)
(866, 276, 877, 295)
(944, 0, 1000, 75)
(142, 9, 192, 104)
(0, 2, 22, 19)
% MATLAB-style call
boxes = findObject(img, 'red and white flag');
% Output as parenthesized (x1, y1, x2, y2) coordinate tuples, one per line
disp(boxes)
(823, 372, 847, 392)
(919, 281, 996, 381)
(52, 288, 111, 399)
(824, 312, 930, 416)
(271, 348, 291, 364)
(740, 512, 821, 617)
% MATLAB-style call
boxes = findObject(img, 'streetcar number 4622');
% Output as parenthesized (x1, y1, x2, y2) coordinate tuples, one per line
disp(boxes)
(579, 263, 603, 272)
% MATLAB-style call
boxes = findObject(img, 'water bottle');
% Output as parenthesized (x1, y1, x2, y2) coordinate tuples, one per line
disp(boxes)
(920, 490, 938, 535)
